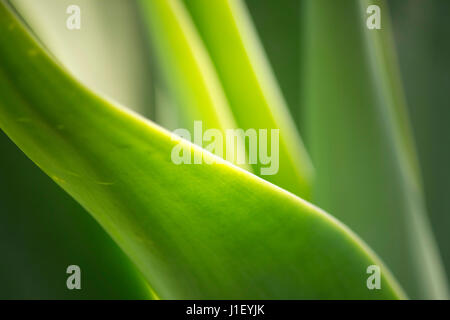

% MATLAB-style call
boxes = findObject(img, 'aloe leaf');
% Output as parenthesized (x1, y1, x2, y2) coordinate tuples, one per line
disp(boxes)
(0, 0, 154, 299)
(0, 1, 405, 299)
(303, 0, 448, 299)
(181, 0, 313, 200)
(138, 0, 250, 170)
(360, 0, 448, 299)
(137, 0, 242, 152)
(244, 0, 302, 129)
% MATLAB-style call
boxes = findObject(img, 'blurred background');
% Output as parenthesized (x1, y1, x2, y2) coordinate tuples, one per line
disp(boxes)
(0, 0, 448, 298)
(389, 0, 450, 281)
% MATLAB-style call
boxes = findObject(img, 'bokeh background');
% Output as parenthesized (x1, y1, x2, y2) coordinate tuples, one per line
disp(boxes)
(0, 0, 448, 299)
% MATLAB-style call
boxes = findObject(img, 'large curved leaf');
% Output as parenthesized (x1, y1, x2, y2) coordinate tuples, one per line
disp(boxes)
(0, 0, 153, 299)
(0, 1, 404, 299)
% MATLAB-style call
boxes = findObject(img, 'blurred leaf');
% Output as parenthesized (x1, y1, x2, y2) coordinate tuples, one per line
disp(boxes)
(390, 0, 450, 279)
(11, 0, 153, 117)
(0, 2, 404, 299)
(303, 0, 448, 299)
(138, 0, 240, 141)
(139, 0, 250, 171)
(245, 0, 302, 132)
(182, 0, 313, 199)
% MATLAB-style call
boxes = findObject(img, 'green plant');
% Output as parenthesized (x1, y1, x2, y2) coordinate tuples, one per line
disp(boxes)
(0, 0, 447, 299)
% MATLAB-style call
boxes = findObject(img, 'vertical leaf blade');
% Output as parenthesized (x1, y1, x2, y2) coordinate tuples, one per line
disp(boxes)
(303, 0, 448, 299)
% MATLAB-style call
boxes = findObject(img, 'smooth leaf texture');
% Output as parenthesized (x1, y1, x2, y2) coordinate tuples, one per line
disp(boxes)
(0, 2, 405, 299)
(303, 0, 448, 299)
(0, 0, 154, 299)
(182, 0, 313, 200)
(11, 0, 154, 117)
(139, 0, 252, 171)
(138, 0, 240, 148)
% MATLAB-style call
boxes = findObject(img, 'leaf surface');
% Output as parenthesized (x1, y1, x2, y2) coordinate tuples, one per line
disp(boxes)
(181, 0, 313, 199)
(0, 1, 404, 299)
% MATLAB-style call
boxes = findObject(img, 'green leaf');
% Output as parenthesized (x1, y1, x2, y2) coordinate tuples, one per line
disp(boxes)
(0, 0, 155, 299)
(244, 0, 302, 128)
(303, 0, 448, 299)
(138, 0, 252, 172)
(181, 0, 313, 199)
(137, 0, 241, 150)
(0, 1, 404, 299)
(10, 0, 153, 118)
(390, 0, 450, 278)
